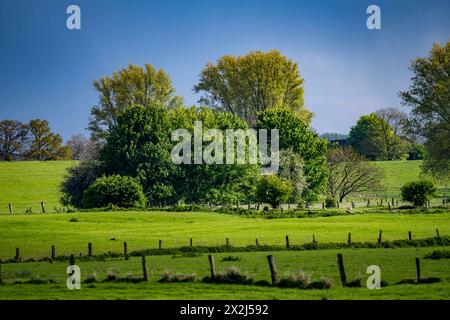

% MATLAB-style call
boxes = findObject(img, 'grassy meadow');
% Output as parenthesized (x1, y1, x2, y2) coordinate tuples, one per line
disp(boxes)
(0, 160, 449, 299)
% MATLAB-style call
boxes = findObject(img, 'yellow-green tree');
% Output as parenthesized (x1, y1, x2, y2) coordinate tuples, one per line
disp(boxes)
(194, 50, 312, 127)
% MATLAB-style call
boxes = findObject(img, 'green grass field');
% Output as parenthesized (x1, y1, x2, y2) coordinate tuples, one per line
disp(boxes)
(0, 160, 449, 299)
(0, 247, 449, 299)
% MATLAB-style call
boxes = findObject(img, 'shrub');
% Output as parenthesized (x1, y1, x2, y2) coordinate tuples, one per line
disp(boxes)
(401, 180, 436, 206)
(221, 255, 242, 262)
(277, 271, 311, 288)
(159, 272, 197, 283)
(60, 160, 104, 208)
(82, 175, 147, 209)
(255, 175, 293, 209)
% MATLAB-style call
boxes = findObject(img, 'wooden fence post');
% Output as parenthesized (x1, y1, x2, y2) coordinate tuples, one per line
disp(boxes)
(322, 202, 325, 209)
(312, 234, 316, 244)
(190, 238, 193, 247)
(337, 253, 347, 287)
(15, 248, 20, 261)
(141, 255, 148, 282)
(123, 242, 128, 259)
(285, 235, 290, 249)
(88, 243, 92, 257)
(158, 240, 162, 250)
(408, 231, 412, 241)
(69, 254, 75, 266)
(8, 203, 12, 214)
(208, 255, 216, 279)
(347, 233, 352, 245)
(415, 258, 421, 282)
(436, 228, 440, 238)
(226, 238, 230, 246)
(41, 202, 45, 213)
(267, 255, 277, 285)
(51, 245, 56, 260)
(255, 239, 259, 247)
(378, 230, 382, 244)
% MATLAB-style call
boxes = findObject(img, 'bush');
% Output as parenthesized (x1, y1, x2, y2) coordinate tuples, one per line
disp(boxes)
(400, 180, 436, 206)
(203, 267, 253, 285)
(60, 160, 105, 208)
(255, 175, 293, 209)
(325, 197, 337, 208)
(82, 175, 147, 209)
(159, 272, 197, 283)
(424, 250, 450, 260)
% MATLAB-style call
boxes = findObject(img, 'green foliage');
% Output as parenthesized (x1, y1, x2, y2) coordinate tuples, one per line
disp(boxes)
(424, 250, 450, 260)
(194, 50, 312, 126)
(101, 104, 177, 205)
(89, 63, 183, 140)
(401, 180, 437, 206)
(279, 149, 307, 204)
(256, 108, 328, 201)
(168, 106, 259, 205)
(408, 143, 426, 160)
(255, 175, 292, 209)
(82, 175, 147, 209)
(325, 197, 337, 208)
(60, 160, 105, 208)
(400, 41, 450, 178)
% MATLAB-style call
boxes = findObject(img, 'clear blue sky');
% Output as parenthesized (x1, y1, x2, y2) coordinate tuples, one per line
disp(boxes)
(0, 0, 449, 140)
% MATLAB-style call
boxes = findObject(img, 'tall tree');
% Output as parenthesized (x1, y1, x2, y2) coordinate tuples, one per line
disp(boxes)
(89, 63, 183, 140)
(326, 147, 384, 202)
(400, 41, 450, 178)
(347, 113, 408, 161)
(66, 134, 89, 160)
(194, 50, 313, 127)
(0, 120, 29, 161)
(27, 119, 71, 160)
(256, 108, 327, 201)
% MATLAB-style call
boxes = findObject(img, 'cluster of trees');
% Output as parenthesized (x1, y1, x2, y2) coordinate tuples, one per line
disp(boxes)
(62, 51, 328, 209)
(0, 119, 72, 161)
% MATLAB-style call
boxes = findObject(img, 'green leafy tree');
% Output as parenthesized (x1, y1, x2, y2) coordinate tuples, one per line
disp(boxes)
(256, 108, 327, 201)
(89, 63, 183, 140)
(82, 175, 147, 209)
(408, 143, 426, 160)
(0, 120, 29, 161)
(401, 180, 436, 207)
(400, 42, 450, 178)
(255, 175, 292, 209)
(27, 119, 72, 160)
(194, 50, 313, 127)
(101, 104, 176, 205)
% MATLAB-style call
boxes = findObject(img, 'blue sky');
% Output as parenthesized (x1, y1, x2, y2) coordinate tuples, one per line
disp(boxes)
(0, 0, 449, 140)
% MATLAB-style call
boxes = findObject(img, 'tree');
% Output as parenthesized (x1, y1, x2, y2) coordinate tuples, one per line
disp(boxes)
(194, 50, 313, 127)
(401, 180, 436, 207)
(66, 134, 89, 160)
(326, 147, 384, 202)
(375, 107, 408, 138)
(256, 108, 327, 201)
(60, 160, 105, 208)
(400, 42, 450, 178)
(27, 119, 72, 160)
(347, 113, 407, 161)
(278, 149, 307, 205)
(101, 104, 176, 205)
(408, 143, 426, 160)
(255, 175, 292, 209)
(168, 106, 259, 205)
(375, 108, 410, 160)
(82, 175, 147, 209)
(89, 63, 183, 140)
(0, 120, 29, 161)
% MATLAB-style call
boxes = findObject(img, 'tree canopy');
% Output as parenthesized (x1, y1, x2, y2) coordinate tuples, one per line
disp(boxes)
(194, 50, 313, 127)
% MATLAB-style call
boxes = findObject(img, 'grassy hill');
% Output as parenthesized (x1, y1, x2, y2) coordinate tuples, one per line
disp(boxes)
(0, 161, 75, 214)
(0, 160, 447, 214)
